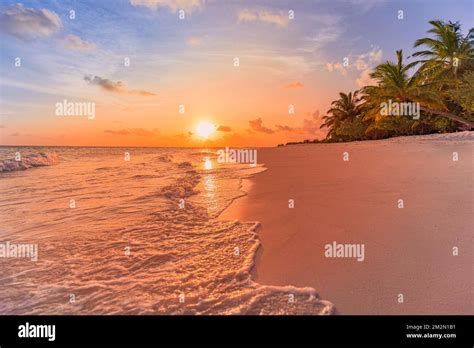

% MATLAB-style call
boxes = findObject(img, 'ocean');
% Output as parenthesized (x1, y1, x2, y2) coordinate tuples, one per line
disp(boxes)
(0, 147, 333, 314)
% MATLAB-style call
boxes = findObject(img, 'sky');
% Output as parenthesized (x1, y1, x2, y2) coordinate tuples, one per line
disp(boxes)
(0, 0, 472, 147)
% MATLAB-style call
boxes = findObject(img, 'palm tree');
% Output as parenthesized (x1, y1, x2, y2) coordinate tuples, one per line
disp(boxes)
(362, 50, 474, 129)
(412, 20, 474, 79)
(320, 91, 365, 139)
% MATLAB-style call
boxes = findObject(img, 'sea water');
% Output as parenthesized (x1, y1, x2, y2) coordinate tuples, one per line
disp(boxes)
(0, 147, 333, 315)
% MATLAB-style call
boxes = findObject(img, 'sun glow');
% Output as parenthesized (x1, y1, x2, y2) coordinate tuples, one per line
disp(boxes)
(196, 121, 215, 138)
(203, 157, 213, 170)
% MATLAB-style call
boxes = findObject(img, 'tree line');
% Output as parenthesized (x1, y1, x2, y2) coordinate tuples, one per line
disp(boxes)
(313, 20, 473, 144)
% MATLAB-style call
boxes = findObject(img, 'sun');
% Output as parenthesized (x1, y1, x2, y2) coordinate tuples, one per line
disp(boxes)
(196, 121, 215, 138)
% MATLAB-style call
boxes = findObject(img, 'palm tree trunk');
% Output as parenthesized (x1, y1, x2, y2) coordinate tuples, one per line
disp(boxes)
(420, 106, 474, 129)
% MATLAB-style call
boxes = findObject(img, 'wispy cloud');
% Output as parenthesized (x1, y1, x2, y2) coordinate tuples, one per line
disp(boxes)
(249, 118, 274, 134)
(354, 48, 383, 71)
(348, 0, 388, 14)
(354, 48, 383, 87)
(186, 36, 204, 47)
(285, 82, 304, 89)
(325, 62, 347, 75)
(0, 3, 61, 40)
(217, 125, 232, 132)
(84, 75, 125, 93)
(84, 75, 156, 96)
(59, 35, 96, 52)
(248, 111, 323, 137)
(275, 124, 297, 132)
(326, 48, 383, 77)
(238, 8, 289, 27)
(275, 110, 323, 136)
(129, 0, 205, 12)
(301, 110, 323, 135)
(104, 128, 159, 137)
(300, 15, 343, 54)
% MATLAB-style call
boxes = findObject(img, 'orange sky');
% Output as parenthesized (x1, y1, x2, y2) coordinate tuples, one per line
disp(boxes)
(1, 0, 471, 147)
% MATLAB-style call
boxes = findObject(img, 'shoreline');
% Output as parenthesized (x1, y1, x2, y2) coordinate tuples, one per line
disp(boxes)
(2, 129, 473, 149)
(216, 167, 336, 315)
(220, 131, 474, 314)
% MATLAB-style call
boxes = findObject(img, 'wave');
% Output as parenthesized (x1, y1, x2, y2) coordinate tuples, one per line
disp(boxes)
(154, 154, 173, 162)
(95, 166, 121, 171)
(177, 161, 193, 168)
(130, 174, 161, 180)
(0, 152, 60, 173)
(0, 149, 334, 315)
(156, 161, 335, 315)
(213, 221, 335, 315)
(160, 170, 200, 199)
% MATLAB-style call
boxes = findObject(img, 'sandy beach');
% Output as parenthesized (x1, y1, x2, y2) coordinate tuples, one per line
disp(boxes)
(220, 132, 474, 314)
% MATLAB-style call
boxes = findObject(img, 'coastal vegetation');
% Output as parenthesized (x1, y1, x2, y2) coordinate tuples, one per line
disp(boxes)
(285, 20, 474, 146)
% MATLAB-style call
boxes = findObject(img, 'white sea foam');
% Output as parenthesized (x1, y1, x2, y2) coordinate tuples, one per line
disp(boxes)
(0, 152, 59, 172)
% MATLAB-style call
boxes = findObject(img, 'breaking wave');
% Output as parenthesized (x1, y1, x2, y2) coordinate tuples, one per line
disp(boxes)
(161, 170, 200, 199)
(0, 152, 59, 172)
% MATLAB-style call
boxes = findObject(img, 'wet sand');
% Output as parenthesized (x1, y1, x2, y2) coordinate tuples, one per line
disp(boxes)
(220, 132, 474, 314)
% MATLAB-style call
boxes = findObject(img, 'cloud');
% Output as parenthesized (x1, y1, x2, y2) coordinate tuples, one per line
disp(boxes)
(272, 55, 315, 75)
(0, 109, 14, 116)
(301, 29, 342, 53)
(354, 59, 367, 71)
(238, 9, 289, 27)
(59, 34, 96, 51)
(217, 125, 232, 132)
(356, 69, 376, 88)
(369, 48, 383, 62)
(129, 0, 204, 12)
(129, 90, 156, 96)
(249, 118, 274, 134)
(301, 110, 323, 134)
(186, 36, 204, 47)
(354, 48, 383, 87)
(299, 15, 343, 54)
(354, 48, 383, 71)
(275, 110, 323, 136)
(348, 0, 388, 14)
(325, 62, 347, 76)
(0, 3, 61, 40)
(173, 131, 193, 138)
(104, 128, 159, 137)
(275, 124, 297, 132)
(326, 48, 383, 76)
(246, 112, 324, 142)
(84, 75, 156, 96)
(85, 75, 125, 92)
(285, 82, 304, 89)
